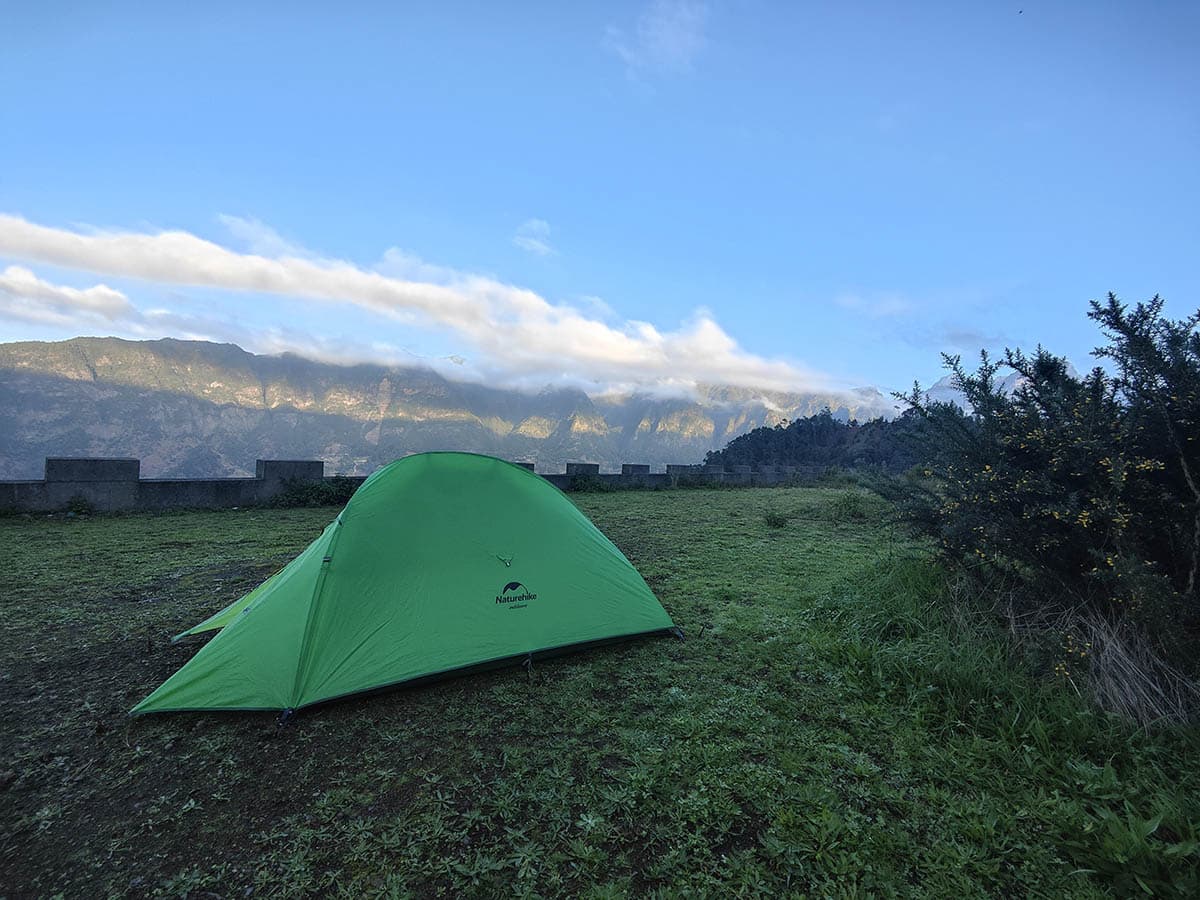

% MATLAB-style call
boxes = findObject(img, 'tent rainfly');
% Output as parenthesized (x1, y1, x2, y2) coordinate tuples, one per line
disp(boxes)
(132, 452, 676, 715)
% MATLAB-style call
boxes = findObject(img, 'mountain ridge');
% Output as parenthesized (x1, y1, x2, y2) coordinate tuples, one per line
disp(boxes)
(0, 336, 898, 478)
(924, 360, 1082, 409)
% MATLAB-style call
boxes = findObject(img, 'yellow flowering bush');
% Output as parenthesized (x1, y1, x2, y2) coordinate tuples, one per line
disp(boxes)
(878, 296, 1200, 669)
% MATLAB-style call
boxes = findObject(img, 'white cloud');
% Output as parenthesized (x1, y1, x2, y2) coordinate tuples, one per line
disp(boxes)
(375, 247, 462, 285)
(0, 265, 135, 327)
(0, 213, 843, 396)
(0, 272, 465, 374)
(578, 294, 616, 320)
(217, 214, 307, 258)
(512, 218, 555, 256)
(605, 0, 708, 75)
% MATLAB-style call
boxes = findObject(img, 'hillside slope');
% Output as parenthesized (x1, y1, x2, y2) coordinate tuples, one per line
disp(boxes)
(0, 337, 895, 477)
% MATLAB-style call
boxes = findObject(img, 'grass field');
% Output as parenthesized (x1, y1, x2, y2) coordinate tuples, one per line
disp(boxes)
(2, 487, 1198, 897)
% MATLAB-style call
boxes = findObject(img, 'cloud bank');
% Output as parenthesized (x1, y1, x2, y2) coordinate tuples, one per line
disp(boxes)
(0, 265, 135, 327)
(0, 213, 837, 396)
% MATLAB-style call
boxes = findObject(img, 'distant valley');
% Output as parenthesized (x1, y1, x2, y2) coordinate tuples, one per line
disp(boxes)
(0, 337, 898, 478)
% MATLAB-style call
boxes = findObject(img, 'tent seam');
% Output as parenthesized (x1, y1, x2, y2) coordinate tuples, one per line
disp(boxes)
(287, 514, 346, 707)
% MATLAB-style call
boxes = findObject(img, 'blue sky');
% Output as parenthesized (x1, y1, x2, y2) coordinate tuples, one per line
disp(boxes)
(1, 1, 1196, 397)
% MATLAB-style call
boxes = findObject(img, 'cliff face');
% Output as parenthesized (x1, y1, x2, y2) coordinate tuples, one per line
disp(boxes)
(0, 337, 895, 478)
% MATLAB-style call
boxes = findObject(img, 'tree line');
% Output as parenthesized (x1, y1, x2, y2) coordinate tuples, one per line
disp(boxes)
(705, 407, 930, 473)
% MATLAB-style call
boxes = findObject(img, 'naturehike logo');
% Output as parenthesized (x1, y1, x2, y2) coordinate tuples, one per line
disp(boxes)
(495, 581, 537, 608)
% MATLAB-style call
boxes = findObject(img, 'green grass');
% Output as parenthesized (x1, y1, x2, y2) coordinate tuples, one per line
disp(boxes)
(1, 488, 1197, 897)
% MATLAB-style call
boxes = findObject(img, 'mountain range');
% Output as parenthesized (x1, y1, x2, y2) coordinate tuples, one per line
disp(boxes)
(0, 337, 899, 478)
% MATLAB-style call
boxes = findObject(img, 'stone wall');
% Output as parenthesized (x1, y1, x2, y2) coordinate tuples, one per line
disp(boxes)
(0, 457, 827, 513)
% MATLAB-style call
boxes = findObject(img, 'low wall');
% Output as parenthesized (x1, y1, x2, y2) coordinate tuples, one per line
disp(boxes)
(0, 457, 826, 513)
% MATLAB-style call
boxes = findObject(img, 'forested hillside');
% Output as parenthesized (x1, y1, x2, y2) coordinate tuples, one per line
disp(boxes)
(705, 408, 928, 473)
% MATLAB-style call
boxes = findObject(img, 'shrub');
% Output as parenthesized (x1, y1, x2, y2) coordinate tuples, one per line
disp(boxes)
(567, 474, 615, 493)
(828, 490, 869, 523)
(269, 475, 361, 508)
(880, 296, 1200, 719)
(813, 465, 859, 487)
(763, 508, 791, 528)
(672, 474, 736, 490)
(65, 494, 94, 516)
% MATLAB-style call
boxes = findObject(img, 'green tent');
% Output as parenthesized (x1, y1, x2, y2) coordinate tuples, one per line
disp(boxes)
(132, 452, 676, 715)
